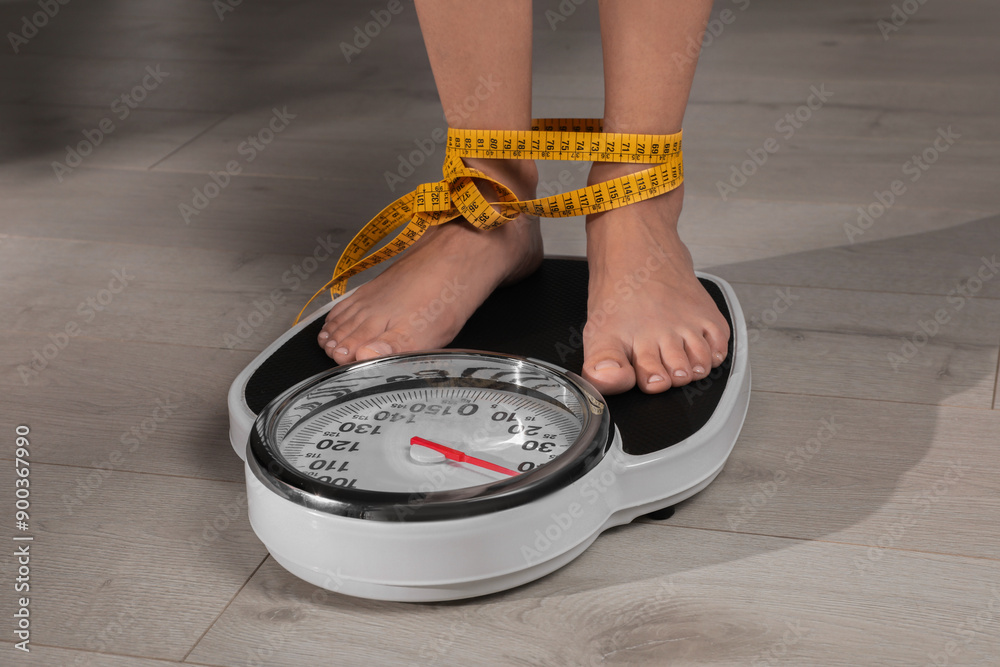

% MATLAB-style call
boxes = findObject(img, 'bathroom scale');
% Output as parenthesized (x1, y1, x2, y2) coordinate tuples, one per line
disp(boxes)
(227, 257, 750, 601)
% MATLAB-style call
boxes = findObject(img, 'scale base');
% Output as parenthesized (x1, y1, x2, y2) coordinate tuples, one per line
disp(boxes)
(642, 506, 676, 521)
(228, 257, 751, 601)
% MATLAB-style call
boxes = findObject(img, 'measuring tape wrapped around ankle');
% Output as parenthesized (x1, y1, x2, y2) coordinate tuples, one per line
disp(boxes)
(296, 118, 683, 323)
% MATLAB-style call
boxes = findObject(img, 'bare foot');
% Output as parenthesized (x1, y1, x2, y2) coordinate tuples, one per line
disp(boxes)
(582, 170, 731, 395)
(317, 160, 541, 363)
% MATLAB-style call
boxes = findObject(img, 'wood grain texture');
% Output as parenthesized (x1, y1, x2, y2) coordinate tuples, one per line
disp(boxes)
(188, 531, 1000, 667)
(651, 391, 1000, 561)
(732, 282, 1000, 408)
(1, 0, 998, 665)
(0, 642, 190, 667)
(710, 214, 1000, 299)
(0, 334, 253, 482)
(0, 103, 224, 170)
(147, 105, 1000, 211)
(0, 235, 346, 351)
(0, 464, 266, 661)
(0, 166, 372, 256)
(540, 202, 1000, 300)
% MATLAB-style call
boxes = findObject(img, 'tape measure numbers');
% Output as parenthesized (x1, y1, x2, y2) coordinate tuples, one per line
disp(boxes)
(296, 119, 683, 323)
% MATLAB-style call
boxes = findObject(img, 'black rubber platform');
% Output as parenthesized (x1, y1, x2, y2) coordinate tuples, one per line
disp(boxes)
(245, 258, 734, 456)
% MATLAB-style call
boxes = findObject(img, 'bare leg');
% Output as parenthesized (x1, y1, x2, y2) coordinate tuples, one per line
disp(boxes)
(318, 1, 541, 362)
(582, 0, 730, 394)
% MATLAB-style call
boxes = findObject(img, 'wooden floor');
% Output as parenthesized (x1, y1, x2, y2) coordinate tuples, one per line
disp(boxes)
(2, 0, 999, 664)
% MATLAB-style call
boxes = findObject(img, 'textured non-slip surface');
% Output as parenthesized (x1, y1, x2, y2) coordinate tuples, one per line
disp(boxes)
(245, 258, 735, 457)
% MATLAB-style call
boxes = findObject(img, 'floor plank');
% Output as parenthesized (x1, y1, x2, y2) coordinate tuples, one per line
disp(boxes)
(1, 335, 252, 482)
(683, 134, 1000, 212)
(0, 464, 266, 661)
(2, 0, 998, 664)
(0, 642, 192, 667)
(654, 391, 1000, 561)
(1, 103, 223, 172)
(0, 235, 343, 350)
(711, 213, 1000, 299)
(734, 282, 1000, 408)
(0, 166, 368, 256)
(187, 529, 1000, 667)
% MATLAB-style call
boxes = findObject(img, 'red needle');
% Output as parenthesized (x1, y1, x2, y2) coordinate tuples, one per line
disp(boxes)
(410, 436, 518, 477)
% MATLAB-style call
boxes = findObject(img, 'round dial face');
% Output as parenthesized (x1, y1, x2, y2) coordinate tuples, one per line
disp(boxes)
(250, 351, 611, 521)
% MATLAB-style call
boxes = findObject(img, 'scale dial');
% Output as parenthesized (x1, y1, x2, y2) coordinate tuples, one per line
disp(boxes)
(249, 351, 613, 521)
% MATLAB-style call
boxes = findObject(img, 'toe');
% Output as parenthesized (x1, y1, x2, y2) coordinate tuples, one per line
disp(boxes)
(355, 328, 416, 361)
(583, 342, 636, 395)
(325, 294, 359, 323)
(659, 335, 694, 387)
(683, 332, 714, 380)
(321, 317, 363, 360)
(632, 342, 671, 394)
(331, 318, 388, 364)
(320, 301, 363, 354)
(355, 339, 394, 361)
(704, 320, 731, 367)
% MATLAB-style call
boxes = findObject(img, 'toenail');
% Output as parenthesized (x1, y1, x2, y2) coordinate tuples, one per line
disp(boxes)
(325, 340, 337, 349)
(673, 370, 688, 378)
(693, 365, 706, 375)
(334, 347, 349, 356)
(594, 360, 621, 371)
(648, 375, 665, 383)
(714, 351, 724, 361)
(364, 341, 393, 356)
(318, 331, 329, 341)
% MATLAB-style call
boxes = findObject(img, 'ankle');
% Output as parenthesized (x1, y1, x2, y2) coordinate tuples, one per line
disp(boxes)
(587, 160, 665, 187)
(465, 157, 538, 201)
(585, 169, 685, 230)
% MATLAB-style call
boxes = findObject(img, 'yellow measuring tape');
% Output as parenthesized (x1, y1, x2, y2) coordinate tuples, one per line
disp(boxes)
(295, 118, 683, 323)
